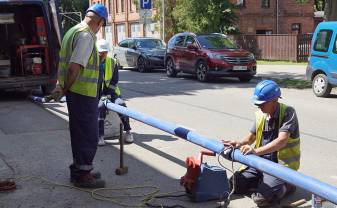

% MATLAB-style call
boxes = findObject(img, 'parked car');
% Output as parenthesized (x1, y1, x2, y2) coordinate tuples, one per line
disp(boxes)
(0, 0, 61, 94)
(165, 32, 256, 82)
(306, 21, 337, 97)
(112, 37, 166, 73)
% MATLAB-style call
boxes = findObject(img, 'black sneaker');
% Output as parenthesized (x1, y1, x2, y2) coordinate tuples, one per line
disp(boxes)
(251, 193, 276, 207)
(73, 173, 105, 188)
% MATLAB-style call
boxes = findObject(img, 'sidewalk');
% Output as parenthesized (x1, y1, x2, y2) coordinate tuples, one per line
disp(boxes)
(256, 64, 307, 80)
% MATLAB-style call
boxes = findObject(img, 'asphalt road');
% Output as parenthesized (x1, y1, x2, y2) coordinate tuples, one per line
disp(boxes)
(0, 66, 336, 207)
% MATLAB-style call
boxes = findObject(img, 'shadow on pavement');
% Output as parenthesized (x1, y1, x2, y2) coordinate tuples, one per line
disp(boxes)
(0, 100, 221, 208)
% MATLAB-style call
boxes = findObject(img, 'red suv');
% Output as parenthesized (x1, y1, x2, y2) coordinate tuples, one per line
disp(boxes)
(165, 33, 256, 82)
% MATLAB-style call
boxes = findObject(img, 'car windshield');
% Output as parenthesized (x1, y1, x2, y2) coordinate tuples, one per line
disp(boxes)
(136, 39, 165, 49)
(196, 35, 238, 49)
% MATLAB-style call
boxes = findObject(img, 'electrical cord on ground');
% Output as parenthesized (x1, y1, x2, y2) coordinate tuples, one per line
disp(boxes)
(217, 145, 237, 204)
(1, 152, 188, 207)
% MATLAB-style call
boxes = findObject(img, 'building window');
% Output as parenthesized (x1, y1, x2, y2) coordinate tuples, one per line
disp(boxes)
(261, 0, 270, 8)
(117, 0, 120, 13)
(130, 23, 140, 37)
(121, 0, 125, 12)
(237, 0, 246, 8)
(109, 0, 112, 14)
(256, 30, 273, 35)
(117, 24, 126, 43)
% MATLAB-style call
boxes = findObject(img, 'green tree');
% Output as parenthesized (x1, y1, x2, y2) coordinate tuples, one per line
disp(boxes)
(173, 0, 238, 34)
(60, 0, 88, 32)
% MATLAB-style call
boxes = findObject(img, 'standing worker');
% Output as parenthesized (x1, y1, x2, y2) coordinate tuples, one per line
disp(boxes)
(53, 4, 108, 188)
(223, 80, 300, 207)
(96, 39, 134, 146)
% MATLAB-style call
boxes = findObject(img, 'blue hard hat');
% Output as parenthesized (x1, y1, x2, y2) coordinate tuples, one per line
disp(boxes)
(86, 3, 108, 24)
(252, 80, 281, 105)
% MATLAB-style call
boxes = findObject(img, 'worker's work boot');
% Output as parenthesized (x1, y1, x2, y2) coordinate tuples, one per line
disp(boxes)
(124, 131, 134, 143)
(251, 193, 276, 207)
(69, 164, 101, 183)
(70, 171, 101, 183)
(73, 173, 105, 188)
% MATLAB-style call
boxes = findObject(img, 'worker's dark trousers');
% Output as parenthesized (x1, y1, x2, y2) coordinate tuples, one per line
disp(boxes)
(230, 167, 286, 200)
(98, 99, 131, 137)
(67, 91, 99, 176)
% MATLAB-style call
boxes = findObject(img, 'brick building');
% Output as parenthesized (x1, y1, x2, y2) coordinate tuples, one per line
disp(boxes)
(232, 0, 316, 34)
(89, 0, 161, 46)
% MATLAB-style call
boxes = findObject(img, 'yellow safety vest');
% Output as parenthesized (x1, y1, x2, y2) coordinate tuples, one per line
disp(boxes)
(102, 57, 121, 96)
(58, 23, 99, 97)
(255, 103, 301, 170)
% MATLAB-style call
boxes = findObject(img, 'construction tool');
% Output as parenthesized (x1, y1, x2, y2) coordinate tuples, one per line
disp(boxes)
(115, 123, 128, 175)
(180, 150, 229, 202)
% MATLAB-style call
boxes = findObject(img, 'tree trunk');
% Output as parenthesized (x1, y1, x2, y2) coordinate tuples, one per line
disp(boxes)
(325, 0, 337, 21)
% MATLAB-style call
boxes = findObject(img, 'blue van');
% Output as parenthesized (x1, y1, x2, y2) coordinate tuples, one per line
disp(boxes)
(306, 21, 337, 97)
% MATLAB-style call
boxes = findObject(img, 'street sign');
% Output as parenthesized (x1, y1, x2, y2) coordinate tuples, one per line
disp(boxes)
(140, 0, 151, 9)
(139, 9, 152, 24)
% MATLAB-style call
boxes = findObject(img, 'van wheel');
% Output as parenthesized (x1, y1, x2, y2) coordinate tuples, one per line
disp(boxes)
(312, 73, 332, 97)
(137, 57, 147, 73)
(166, 58, 177, 77)
(41, 83, 56, 95)
(196, 61, 209, 82)
(238, 76, 253, 82)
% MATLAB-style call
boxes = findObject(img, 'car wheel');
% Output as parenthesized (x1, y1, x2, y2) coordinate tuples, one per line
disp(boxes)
(137, 57, 147, 73)
(238, 76, 253, 82)
(166, 58, 177, 77)
(312, 73, 332, 97)
(196, 61, 209, 82)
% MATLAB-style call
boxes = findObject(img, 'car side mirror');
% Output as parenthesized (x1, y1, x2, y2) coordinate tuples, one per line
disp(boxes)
(131, 46, 137, 50)
(187, 43, 198, 50)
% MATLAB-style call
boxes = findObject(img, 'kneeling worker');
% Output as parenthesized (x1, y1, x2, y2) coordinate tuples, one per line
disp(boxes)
(223, 80, 300, 207)
(97, 39, 134, 145)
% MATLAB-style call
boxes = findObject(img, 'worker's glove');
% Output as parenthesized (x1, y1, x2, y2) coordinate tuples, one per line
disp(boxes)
(114, 97, 125, 105)
(51, 84, 64, 102)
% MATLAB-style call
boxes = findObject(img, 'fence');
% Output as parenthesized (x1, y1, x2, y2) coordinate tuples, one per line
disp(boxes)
(230, 34, 312, 62)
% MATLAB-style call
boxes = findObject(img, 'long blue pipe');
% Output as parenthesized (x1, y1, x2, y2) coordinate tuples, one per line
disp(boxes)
(104, 101, 337, 204)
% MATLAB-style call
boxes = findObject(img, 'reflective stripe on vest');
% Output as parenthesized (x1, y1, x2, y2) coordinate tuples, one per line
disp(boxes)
(58, 23, 99, 97)
(102, 57, 121, 96)
(255, 103, 301, 170)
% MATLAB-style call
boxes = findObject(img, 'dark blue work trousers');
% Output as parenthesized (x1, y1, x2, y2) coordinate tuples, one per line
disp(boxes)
(231, 167, 286, 200)
(66, 91, 99, 173)
(98, 98, 131, 137)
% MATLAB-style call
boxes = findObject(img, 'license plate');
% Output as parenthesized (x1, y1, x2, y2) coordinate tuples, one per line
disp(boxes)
(233, 66, 247, 71)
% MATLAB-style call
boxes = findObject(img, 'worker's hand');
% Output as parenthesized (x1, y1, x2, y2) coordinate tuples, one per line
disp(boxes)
(221, 140, 241, 148)
(51, 84, 64, 102)
(114, 98, 125, 105)
(240, 145, 256, 155)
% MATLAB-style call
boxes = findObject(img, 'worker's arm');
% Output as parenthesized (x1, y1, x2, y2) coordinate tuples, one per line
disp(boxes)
(222, 132, 256, 148)
(63, 63, 82, 94)
(240, 131, 289, 155)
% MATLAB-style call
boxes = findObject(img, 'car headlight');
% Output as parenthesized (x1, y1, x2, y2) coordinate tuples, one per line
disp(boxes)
(208, 53, 224, 60)
(248, 53, 255, 60)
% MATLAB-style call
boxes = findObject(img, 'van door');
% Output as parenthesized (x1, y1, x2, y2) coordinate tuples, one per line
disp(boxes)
(329, 32, 337, 83)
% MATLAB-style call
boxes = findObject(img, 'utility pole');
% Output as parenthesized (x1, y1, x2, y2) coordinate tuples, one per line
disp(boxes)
(162, 0, 165, 41)
(276, 0, 279, 34)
